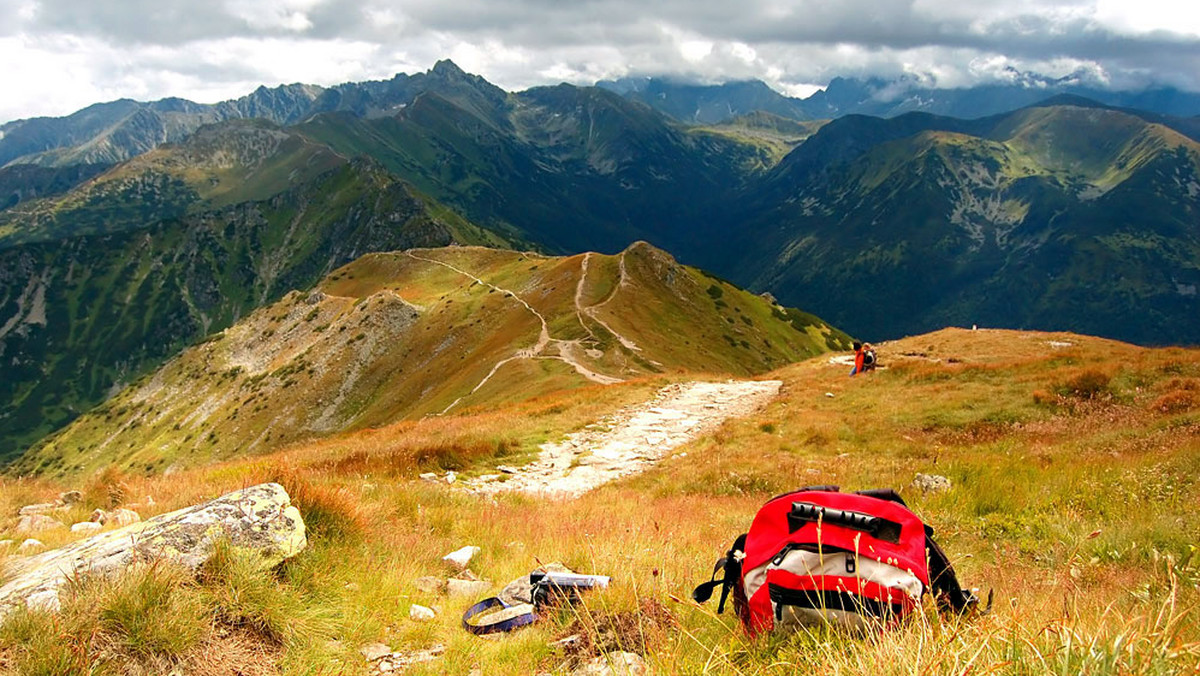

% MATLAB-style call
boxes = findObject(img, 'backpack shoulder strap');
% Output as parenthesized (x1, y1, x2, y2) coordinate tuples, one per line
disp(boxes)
(857, 488, 987, 614)
(691, 533, 747, 614)
(924, 524, 984, 613)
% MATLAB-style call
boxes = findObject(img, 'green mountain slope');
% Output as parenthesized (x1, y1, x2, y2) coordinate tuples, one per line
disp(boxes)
(0, 119, 349, 247)
(729, 103, 1200, 345)
(18, 242, 849, 476)
(297, 82, 762, 258)
(0, 158, 504, 465)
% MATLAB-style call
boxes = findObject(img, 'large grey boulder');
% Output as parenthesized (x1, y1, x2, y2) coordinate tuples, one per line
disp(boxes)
(0, 482, 306, 621)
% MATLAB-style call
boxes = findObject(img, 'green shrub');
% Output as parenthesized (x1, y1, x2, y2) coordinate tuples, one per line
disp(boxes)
(1059, 369, 1112, 399)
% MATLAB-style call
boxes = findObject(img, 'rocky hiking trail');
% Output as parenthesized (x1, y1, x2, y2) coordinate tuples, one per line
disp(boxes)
(466, 379, 783, 498)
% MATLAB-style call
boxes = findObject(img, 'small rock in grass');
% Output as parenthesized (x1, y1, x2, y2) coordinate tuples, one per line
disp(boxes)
(571, 651, 650, 675)
(551, 633, 581, 649)
(414, 576, 447, 595)
(360, 642, 392, 662)
(17, 503, 56, 516)
(90, 509, 108, 524)
(70, 522, 103, 534)
(913, 473, 952, 493)
(419, 472, 440, 483)
(825, 392, 835, 398)
(58, 491, 83, 506)
(18, 539, 45, 553)
(108, 508, 141, 526)
(410, 604, 436, 621)
(380, 645, 445, 672)
(445, 471, 457, 484)
(443, 545, 480, 570)
(16, 514, 60, 535)
(447, 578, 491, 597)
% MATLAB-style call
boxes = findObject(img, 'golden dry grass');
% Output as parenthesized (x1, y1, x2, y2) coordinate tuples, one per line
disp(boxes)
(2, 327, 1199, 674)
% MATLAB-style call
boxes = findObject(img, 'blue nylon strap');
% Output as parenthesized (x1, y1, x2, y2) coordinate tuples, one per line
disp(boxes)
(461, 597, 538, 634)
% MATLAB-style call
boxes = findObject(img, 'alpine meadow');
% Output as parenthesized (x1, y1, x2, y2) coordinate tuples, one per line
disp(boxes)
(1, 7, 1199, 674)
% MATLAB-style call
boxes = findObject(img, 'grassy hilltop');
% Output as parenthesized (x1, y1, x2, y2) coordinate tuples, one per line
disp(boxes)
(18, 242, 848, 477)
(2, 327, 1197, 673)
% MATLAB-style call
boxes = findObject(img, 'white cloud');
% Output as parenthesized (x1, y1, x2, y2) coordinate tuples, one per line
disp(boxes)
(1095, 0, 1200, 37)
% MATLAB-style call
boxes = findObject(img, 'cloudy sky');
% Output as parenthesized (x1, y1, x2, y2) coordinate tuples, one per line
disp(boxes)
(2, 0, 1199, 124)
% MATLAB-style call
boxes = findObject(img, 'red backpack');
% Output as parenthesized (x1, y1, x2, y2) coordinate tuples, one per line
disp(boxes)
(692, 486, 980, 635)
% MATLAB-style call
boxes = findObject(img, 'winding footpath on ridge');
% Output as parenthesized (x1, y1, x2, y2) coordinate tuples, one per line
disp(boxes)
(466, 379, 783, 499)
(402, 250, 784, 498)
(405, 251, 625, 414)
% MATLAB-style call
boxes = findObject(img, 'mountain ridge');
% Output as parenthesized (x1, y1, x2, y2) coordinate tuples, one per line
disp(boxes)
(16, 242, 850, 476)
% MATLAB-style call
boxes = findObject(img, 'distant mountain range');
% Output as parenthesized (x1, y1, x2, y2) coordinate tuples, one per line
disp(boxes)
(599, 70, 1200, 124)
(0, 60, 500, 167)
(2, 60, 1199, 464)
(6, 62, 1200, 169)
(722, 100, 1200, 346)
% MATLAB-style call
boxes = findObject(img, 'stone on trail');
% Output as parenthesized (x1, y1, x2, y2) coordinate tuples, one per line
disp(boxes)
(0, 482, 306, 621)
(70, 522, 102, 534)
(18, 539, 44, 554)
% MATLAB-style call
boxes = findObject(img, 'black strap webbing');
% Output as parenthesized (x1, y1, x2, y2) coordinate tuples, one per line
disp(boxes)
(461, 597, 537, 635)
(691, 533, 746, 615)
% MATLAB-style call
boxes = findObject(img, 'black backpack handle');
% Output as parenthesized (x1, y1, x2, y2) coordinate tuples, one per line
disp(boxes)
(788, 501, 903, 544)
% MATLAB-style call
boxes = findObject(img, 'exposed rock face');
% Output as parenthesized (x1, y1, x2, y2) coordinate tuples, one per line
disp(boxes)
(0, 483, 305, 621)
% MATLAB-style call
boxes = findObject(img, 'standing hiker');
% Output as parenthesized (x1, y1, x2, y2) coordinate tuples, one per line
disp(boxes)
(850, 342, 864, 376)
(862, 342, 877, 373)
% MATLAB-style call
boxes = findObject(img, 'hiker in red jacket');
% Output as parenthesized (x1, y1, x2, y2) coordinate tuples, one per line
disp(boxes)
(850, 342, 864, 376)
